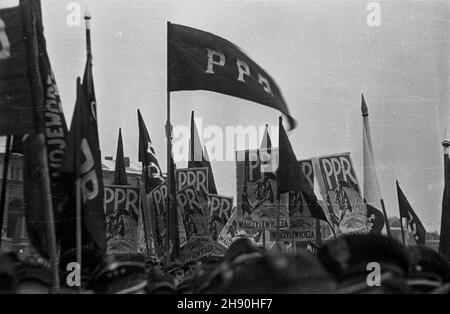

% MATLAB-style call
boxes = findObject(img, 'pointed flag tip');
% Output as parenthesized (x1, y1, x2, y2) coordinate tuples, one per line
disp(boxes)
(361, 94, 368, 116)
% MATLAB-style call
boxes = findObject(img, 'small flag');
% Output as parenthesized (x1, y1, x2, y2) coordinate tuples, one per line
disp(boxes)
(60, 77, 106, 255)
(168, 23, 296, 130)
(396, 181, 426, 245)
(278, 117, 327, 221)
(113, 128, 128, 185)
(189, 111, 217, 194)
(168, 154, 180, 260)
(137, 109, 164, 193)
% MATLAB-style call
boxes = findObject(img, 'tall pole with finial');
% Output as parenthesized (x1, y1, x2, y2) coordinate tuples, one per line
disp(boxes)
(361, 94, 392, 238)
(84, 6, 92, 60)
(439, 138, 450, 260)
(165, 21, 173, 267)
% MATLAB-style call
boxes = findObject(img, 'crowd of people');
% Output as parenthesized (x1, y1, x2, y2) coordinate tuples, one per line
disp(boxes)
(0, 234, 449, 294)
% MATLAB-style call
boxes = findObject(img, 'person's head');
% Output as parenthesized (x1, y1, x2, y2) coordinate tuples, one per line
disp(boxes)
(318, 234, 410, 293)
(406, 245, 450, 293)
(14, 262, 53, 294)
(88, 255, 148, 294)
(146, 273, 177, 294)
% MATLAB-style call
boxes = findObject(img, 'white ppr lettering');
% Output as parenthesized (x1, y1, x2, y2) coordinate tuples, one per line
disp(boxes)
(258, 74, 273, 95)
(340, 157, 357, 185)
(0, 18, 11, 59)
(236, 58, 250, 82)
(205, 49, 225, 74)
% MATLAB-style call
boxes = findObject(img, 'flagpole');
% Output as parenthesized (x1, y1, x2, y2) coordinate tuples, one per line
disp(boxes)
(84, 6, 91, 59)
(315, 218, 322, 246)
(380, 199, 392, 238)
(362, 95, 392, 239)
(396, 180, 406, 246)
(0, 135, 12, 248)
(165, 21, 172, 267)
(75, 178, 82, 281)
(399, 217, 406, 247)
(276, 196, 281, 250)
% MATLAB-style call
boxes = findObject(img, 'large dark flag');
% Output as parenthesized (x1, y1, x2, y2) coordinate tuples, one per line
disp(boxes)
(277, 117, 327, 222)
(396, 181, 426, 245)
(439, 141, 450, 260)
(168, 23, 296, 130)
(189, 111, 217, 194)
(137, 109, 164, 193)
(14, 0, 69, 259)
(113, 128, 128, 185)
(59, 77, 106, 255)
(0, 3, 34, 135)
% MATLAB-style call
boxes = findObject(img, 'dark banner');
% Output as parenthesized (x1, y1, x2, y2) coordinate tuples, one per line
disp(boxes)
(168, 23, 296, 130)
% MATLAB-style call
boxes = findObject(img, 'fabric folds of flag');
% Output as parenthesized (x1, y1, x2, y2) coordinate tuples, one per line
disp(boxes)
(189, 111, 217, 194)
(137, 110, 164, 193)
(168, 23, 296, 130)
(113, 128, 128, 185)
(396, 181, 426, 245)
(277, 117, 327, 221)
(17, 0, 69, 259)
(439, 140, 450, 260)
(60, 77, 106, 255)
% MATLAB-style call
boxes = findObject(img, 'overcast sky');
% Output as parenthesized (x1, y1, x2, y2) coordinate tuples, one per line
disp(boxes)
(2, 0, 449, 231)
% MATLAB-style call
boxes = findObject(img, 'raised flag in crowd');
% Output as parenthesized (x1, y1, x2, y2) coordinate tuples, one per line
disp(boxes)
(0, 0, 68, 262)
(59, 76, 106, 259)
(396, 180, 426, 245)
(138, 109, 164, 193)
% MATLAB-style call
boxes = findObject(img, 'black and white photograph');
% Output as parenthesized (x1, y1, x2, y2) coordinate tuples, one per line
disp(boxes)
(0, 0, 450, 298)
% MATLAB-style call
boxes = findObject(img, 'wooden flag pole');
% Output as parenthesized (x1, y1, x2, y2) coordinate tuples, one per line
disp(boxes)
(75, 179, 82, 285)
(275, 196, 281, 251)
(399, 216, 406, 247)
(165, 21, 172, 267)
(0, 135, 12, 248)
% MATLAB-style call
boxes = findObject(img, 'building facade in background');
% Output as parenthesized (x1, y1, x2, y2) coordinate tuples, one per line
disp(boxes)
(0, 153, 142, 259)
